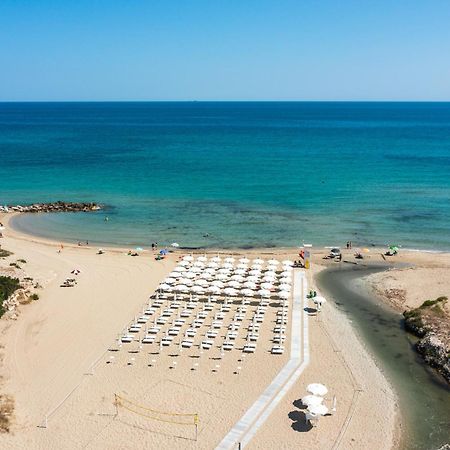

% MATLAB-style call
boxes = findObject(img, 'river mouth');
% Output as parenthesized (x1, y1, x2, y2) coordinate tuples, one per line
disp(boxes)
(316, 264, 450, 450)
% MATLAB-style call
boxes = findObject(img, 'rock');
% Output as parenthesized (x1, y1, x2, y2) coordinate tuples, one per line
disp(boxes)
(2, 201, 102, 214)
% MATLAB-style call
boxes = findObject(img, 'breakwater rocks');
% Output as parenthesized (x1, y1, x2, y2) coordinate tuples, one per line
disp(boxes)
(0, 201, 102, 213)
(403, 297, 450, 383)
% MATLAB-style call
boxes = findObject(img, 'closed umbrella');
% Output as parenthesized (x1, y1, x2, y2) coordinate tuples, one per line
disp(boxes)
(307, 383, 328, 396)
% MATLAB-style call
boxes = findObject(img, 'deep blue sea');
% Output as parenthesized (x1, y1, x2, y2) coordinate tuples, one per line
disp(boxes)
(1, 102, 450, 250)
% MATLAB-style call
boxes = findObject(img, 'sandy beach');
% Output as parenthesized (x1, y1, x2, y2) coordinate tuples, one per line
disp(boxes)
(0, 212, 426, 449)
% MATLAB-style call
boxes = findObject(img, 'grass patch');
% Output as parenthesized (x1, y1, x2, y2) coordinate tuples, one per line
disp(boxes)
(0, 249, 12, 258)
(0, 276, 21, 317)
(420, 296, 448, 309)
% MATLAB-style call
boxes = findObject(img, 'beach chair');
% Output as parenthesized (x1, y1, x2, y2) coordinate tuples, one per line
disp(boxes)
(271, 345, 284, 354)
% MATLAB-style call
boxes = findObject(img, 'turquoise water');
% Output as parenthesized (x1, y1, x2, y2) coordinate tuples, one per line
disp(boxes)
(1, 102, 450, 249)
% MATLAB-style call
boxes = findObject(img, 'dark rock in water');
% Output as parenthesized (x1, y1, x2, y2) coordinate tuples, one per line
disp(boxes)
(1, 201, 102, 213)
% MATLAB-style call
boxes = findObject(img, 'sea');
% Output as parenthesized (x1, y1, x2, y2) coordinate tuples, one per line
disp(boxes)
(1, 101, 450, 250)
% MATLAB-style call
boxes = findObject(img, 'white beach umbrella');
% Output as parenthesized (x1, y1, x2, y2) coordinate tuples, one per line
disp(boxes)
(208, 262, 219, 268)
(280, 271, 291, 277)
(243, 281, 257, 289)
(313, 296, 327, 305)
(163, 277, 176, 284)
(197, 256, 208, 262)
(218, 268, 231, 274)
(258, 289, 271, 298)
(262, 275, 276, 282)
(279, 283, 291, 291)
(230, 274, 245, 282)
(224, 257, 235, 263)
(241, 288, 255, 297)
(278, 291, 289, 299)
(211, 280, 224, 288)
(236, 263, 248, 270)
(224, 287, 238, 297)
(266, 265, 278, 273)
(172, 266, 187, 273)
(253, 258, 264, 264)
(282, 265, 293, 272)
(249, 269, 261, 276)
(183, 255, 194, 261)
(204, 267, 216, 274)
(190, 285, 205, 294)
(184, 271, 197, 279)
(279, 277, 292, 284)
(267, 259, 279, 265)
(208, 285, 221, 295)
(227, 281, 241, 288)
(246, 276, 259, 283)
(251, 264, 263, 270)
(215, 273, 229, 281)
(260, 282, 273, 290)
(193, 260, 205, 267)
(307, 383, 328, 396)
(234, 268, 247, 275)
(211, 256, 221, 262)
(282, 260, 293, 266)
(178, 277, 192, 285)
(239, 257, 250, 264)
(179, 260, 191, 266)
(159, 283, 172, 291)
(190, 266, 202, 273)
(175, 284, 189, 292)
(222, 262, 234, 269)
(264, 271, 277, 279)
(308, 404, 329, 416)
(302, 395, 324, 407)
(199, 272, 212, 280)
(195, 279, 208, 286)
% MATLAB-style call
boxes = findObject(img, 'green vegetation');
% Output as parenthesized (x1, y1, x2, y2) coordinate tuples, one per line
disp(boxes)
(0, 276, 21, 317)
(420, 296, 447, 309)
(0, 249, 12, 258)
(29, 293, 39, 301)
(17, 259, 26, 264)
(9, 262, 20, 269)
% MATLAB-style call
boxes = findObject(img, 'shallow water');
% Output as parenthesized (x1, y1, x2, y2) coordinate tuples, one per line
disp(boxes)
(2, 102, 450, 249)
(316, 265, 450, 450)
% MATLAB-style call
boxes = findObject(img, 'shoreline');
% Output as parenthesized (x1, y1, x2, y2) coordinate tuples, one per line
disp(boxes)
(0, 213, 400, 449)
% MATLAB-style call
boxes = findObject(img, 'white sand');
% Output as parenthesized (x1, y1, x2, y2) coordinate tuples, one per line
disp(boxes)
(0, 213, 398, 449)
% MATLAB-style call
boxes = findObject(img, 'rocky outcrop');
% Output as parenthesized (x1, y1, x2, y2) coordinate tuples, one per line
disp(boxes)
(404, 297, 450, 383)
(0, 201, 101, 213)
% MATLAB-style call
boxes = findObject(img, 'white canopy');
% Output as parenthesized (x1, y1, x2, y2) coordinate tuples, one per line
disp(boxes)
(307, 383, 328, 396)
(183, 255, 194, 261)
(302, 395, 324, 407)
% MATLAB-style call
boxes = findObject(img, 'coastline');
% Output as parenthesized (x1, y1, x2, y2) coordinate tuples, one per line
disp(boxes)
(0, 211, 401, 449)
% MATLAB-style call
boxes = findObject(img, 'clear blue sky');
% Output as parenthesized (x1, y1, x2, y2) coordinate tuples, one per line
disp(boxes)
(1, 0, 450, 101)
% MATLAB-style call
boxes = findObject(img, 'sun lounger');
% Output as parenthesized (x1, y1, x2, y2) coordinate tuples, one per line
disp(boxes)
(222, 341, 234, 351)
(185, 328, 196, 337)
(243, 343, 256, 353)
(121, 334, 134, 343)
(142, 335, 155, 344)
(206, 329, 218, 339)
(271, 345, 285, 354)
(201, 339, 214, 349)
(181, 339, 194, 348)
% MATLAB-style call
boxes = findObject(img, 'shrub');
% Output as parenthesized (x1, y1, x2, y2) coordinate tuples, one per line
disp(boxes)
(0, 276, 21, 317)
(0, 249, 12, 258)
(17, 259, 26, 264)
(29, 293, 39, 301)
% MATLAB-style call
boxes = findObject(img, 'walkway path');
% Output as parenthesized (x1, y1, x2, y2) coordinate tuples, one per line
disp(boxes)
(216, 270, 309, 449)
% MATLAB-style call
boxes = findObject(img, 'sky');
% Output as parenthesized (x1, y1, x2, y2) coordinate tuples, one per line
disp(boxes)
(1, 0, 450, 101)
